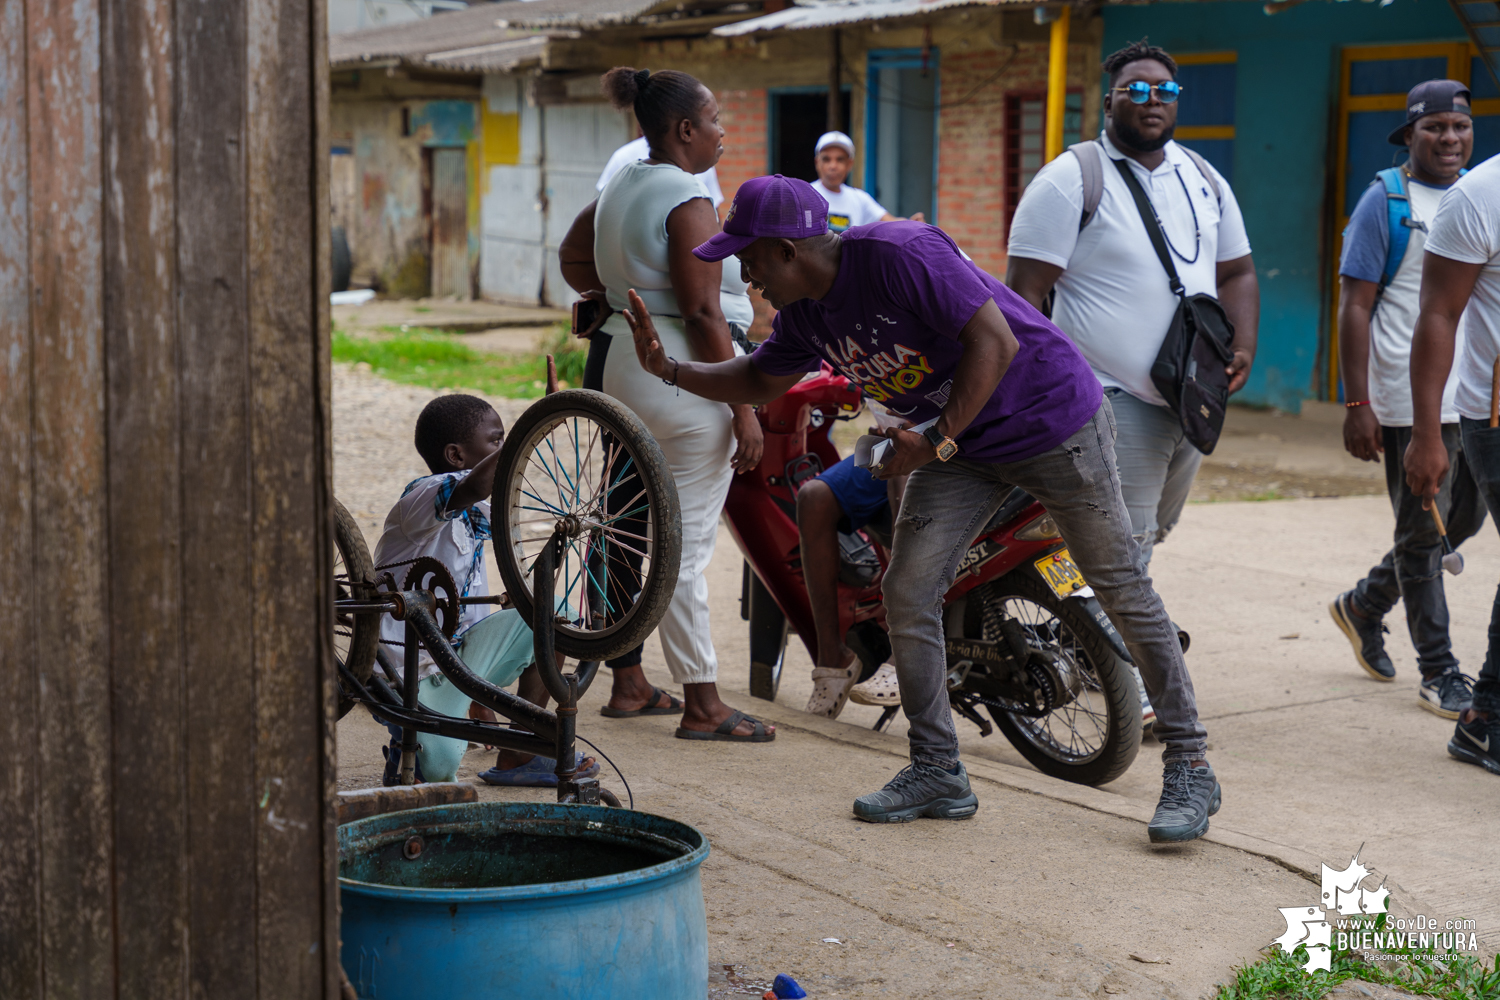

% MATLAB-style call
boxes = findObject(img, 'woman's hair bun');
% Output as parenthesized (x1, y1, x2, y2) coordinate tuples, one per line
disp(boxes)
(601, 66, 646, 110)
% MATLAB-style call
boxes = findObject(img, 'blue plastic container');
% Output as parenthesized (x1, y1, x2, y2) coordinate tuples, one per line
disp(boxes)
(339, 801, 709, 999)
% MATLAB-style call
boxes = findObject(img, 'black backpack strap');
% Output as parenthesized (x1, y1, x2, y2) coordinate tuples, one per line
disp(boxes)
(1111, 156, 1184, 297)
(1068, 138, 1105, 231)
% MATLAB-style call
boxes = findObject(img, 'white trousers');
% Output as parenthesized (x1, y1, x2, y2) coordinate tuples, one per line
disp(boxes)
(599, 321, 736, 685)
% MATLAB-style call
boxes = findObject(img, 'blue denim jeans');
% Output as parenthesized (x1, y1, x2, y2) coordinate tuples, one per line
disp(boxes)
(882, 403, 1208, 768)
(1103, 387, 1204, 566)
(1456, 418, 1500, 714)
(1351, 423, 1486, 678)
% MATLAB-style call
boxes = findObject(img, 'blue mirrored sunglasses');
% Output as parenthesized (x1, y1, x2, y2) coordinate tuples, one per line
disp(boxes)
(1112, 80, 1182, 104)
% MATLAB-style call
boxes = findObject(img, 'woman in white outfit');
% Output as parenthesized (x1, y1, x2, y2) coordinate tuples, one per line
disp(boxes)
(559, 66, 774, 742)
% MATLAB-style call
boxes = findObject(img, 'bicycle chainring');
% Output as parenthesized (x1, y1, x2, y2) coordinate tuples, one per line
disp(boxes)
(403, 557, 461, 640)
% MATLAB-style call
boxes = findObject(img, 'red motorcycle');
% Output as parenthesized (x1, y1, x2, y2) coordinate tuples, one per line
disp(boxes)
(726, 369, 1142, 786)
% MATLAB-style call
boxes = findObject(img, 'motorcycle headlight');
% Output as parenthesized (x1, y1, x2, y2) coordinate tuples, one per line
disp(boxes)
(1014, 512, 1062, 541)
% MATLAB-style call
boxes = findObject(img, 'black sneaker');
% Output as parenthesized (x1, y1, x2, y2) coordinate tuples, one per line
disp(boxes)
(1419, 670, 1474, 720)
(852, 761, 979, 823)
(1449, 711, 1500, 775)
(1147, 761, 1221, 844)
(1329, 592, 1395, 681)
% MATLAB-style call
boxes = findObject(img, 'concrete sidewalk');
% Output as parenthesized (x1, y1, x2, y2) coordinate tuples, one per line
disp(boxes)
(334, 370, 1496, 997)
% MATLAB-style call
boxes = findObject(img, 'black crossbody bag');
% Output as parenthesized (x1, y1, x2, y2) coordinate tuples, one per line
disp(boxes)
(1112, 158, 1236, 455)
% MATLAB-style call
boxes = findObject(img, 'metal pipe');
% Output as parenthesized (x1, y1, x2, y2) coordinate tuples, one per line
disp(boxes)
(1044, 5, 1071, 163)
(529, 538, 575, 708)
(334, 599, 401, 613)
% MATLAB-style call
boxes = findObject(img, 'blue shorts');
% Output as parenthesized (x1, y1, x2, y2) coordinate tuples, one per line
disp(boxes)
(816, 455, 890, 532)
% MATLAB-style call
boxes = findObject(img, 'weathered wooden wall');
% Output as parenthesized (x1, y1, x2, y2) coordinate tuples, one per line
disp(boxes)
(0, 0, 338, 997)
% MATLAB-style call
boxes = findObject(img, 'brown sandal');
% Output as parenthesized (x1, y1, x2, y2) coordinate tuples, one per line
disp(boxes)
(600, 686, 684, 718)
(675, 710, 775, 743)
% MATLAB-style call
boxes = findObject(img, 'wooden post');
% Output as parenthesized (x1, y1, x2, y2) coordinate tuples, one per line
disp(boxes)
(0, 0, 338, 996)
(828, 29, 843, 132)
(1045, 5, 1072, 162)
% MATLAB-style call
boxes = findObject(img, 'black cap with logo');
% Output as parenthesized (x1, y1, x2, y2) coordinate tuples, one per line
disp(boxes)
(1388, 79, 1473, 145)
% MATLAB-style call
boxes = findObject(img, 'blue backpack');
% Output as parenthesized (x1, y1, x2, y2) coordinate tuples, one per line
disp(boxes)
(1373, 166, 1465, 293)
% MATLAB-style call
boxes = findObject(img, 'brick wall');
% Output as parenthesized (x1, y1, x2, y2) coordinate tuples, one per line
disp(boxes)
(937, 45, 1048, 277)
(714, 87, 776, 338)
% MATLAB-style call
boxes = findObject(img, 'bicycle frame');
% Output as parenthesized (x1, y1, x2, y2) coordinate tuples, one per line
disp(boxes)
(336, 534, 611, 806)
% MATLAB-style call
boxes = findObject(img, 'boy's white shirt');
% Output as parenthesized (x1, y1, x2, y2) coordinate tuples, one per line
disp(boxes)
(372, 469, 493, 682)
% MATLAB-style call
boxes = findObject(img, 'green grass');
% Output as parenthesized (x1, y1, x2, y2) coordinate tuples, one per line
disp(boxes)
(332, 324, 585, 399)
(1216, 934, 1500, 1000)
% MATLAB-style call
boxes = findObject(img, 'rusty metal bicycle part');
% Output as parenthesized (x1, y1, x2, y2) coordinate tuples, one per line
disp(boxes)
(403, 556, 460, 640)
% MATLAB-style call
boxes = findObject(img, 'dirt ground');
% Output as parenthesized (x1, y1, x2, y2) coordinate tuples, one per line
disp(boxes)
(333, 365, 1495, 998)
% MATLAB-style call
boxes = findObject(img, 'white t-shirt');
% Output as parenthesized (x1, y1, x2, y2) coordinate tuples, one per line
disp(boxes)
(813, 179, 888, 232)
(1430, 153, 1500, 422)
(372, 471, 493, 682)
(594, 159, 754, 330)
(1339, 175, 1463, 425)
(596, 136, 724, 208)
(1007, 135, 1252, 407)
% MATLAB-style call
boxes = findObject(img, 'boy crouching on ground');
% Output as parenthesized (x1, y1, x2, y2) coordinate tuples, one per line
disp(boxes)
(373, 393, 597, 787)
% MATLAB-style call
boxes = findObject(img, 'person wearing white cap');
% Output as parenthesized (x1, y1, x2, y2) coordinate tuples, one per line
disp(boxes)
(812, 131, 924, 232)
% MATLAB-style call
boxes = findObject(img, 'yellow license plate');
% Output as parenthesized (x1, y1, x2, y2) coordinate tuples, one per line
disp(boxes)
(1035, 548, 1087, 598)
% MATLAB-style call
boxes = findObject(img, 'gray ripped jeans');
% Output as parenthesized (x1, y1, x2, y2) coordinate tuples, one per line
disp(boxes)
(882, 402, 1208, 768)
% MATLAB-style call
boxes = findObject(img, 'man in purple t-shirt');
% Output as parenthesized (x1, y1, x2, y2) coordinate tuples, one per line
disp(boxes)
(622, 175, 1216, 844)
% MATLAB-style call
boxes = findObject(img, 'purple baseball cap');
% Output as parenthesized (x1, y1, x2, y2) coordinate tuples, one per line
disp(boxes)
(692, 174, 829, 262)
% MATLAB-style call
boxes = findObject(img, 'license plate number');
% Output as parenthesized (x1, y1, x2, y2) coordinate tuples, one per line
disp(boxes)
(1035, 548, 1087, 598)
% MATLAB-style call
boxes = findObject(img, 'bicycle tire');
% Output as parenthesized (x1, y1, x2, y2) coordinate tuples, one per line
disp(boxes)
(969, 574, 1139, 786)
(334, 498, 381, 718)
(492, 389, 681, 661)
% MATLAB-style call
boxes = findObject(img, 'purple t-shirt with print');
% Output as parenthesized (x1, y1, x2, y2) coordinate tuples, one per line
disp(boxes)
(750, 222, 1102, 464)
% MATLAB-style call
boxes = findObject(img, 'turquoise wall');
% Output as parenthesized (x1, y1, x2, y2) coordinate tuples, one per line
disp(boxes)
(1102, 0, 1471, 412)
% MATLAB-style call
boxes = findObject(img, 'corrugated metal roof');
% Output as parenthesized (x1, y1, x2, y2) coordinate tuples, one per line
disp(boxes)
(494, 0, 674, 27)
(713, 0, 1025, 35)
(329, 2, 516, 65)
(423, 34, 551, 71)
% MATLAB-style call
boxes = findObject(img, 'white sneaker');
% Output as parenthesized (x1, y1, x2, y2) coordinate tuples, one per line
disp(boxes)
(805, 654, 859, 719)
(849, 662, 901, 707)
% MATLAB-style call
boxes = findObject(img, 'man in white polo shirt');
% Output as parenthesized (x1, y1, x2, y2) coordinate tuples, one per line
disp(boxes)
(1006, 38, 1260, 728)
(810, 131, 922, 232)
(1405, 150, 1500, 778)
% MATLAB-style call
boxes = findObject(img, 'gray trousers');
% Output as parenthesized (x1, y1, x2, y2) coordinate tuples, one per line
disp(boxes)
(882, 403, 1208, 769)
(1104, 387, 1203, 565)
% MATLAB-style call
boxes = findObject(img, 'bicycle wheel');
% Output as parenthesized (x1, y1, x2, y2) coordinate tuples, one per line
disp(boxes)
(967, 574, 1139, 786)
(493, 389, 681, 662)
(334, 498, 381, 716)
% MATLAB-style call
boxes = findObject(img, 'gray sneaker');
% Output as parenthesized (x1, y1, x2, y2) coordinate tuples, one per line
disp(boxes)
(1147, 761, 1221, 844)
(1419, 670, 1474, 719)
(852, 761, 979, 823)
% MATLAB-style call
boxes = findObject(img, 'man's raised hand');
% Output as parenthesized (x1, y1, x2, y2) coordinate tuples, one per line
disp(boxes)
(624, 289, 670, 379)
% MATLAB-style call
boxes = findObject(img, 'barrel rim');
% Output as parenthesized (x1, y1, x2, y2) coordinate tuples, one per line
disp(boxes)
(338, 801, 710, 903)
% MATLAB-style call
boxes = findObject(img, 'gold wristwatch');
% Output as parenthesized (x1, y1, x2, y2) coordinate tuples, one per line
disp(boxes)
(922, 424, 959, 462)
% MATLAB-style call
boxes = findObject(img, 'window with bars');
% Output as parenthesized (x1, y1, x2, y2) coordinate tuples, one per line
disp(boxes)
(1003, 91, 1081, 235)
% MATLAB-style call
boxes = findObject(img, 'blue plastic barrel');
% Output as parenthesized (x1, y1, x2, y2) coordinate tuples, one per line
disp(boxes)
(339, 801, 709, 999)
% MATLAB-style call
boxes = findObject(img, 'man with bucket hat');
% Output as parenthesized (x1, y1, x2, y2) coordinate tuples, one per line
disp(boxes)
(621, 174, 1221, 843)
(1330, 79, 1486, 719)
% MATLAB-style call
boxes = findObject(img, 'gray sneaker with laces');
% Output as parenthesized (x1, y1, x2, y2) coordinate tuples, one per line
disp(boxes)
(1419, 670, 1474, 719)
(852, 761, 979, 823)
(1147, 761, 1221, 844)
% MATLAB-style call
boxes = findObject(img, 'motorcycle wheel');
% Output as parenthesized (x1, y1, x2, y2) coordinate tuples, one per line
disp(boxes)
(969, 574, 1140, 786)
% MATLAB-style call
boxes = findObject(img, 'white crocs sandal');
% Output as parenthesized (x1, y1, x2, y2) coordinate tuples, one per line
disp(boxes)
(804, 653, 859, 719)
(848, 662, 901, 707)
